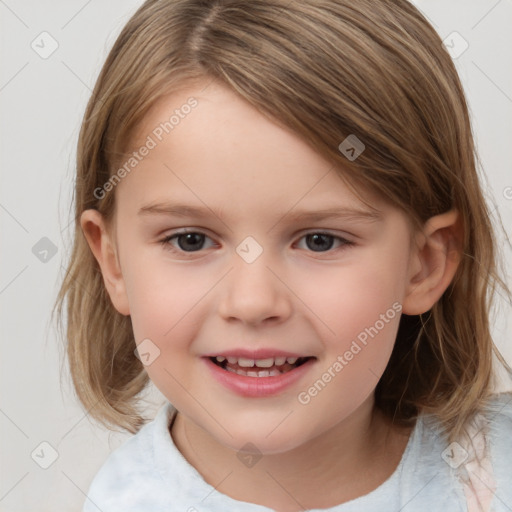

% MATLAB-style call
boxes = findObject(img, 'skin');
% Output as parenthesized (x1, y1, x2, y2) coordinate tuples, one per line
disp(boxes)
(82, 79, 462, 511)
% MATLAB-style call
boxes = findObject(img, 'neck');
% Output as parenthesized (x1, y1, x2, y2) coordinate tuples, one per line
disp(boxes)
(171, 396, 411, 511)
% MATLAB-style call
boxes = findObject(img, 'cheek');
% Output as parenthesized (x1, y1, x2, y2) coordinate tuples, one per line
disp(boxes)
(123, 255, 214, 398)
(293, 253, 405, 408)
(298, 256, 405, 342)
(122, 248, 216, 347)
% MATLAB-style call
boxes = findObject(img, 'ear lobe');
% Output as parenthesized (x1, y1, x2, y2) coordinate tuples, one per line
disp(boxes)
(80, 209, 130, 316)
(402, 209, 463, 316)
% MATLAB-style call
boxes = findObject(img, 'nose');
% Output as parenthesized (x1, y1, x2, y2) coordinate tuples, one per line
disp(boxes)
(217, 251, 293, 327)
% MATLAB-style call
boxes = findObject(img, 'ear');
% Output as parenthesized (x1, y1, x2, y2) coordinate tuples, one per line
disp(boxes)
(80, 209, 130, 316)
(402, 209, 463, 316)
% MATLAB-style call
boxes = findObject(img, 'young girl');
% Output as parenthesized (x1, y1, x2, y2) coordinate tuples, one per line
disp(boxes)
(55, 0, 512, 510)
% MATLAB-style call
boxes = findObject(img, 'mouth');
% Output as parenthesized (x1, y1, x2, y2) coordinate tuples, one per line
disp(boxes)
(209, 355, 314, 377)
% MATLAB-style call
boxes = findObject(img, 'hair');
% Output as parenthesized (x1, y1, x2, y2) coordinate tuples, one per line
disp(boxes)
(55, 0, 511, 441)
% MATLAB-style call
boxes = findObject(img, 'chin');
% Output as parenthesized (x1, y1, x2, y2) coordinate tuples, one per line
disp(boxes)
(208, 418, 316, 456)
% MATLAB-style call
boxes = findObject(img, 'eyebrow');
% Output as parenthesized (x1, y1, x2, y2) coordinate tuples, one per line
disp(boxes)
(138, 202, 382, 224)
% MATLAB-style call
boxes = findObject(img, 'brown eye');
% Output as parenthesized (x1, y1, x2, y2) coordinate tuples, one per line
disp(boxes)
(160, 231, 214, 253)
(305, 233, 335, 252)
(296, 232, 354, 253)
(175, 232, 206, 252)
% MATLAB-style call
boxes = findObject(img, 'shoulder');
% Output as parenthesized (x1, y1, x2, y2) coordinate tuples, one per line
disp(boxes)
(393, 393, 512, 510)
(482, 393, 512, 501)
(452, 392, 512, 512)
(83, 401, 177, 512)
(481, 391, 512, 440)
(473, 392, 512, 473)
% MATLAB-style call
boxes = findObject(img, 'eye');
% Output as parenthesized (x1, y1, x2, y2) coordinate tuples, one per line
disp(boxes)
(295, 232, 354, 253)
(159, 230, 355, 256)
(160, 230, 215, 253)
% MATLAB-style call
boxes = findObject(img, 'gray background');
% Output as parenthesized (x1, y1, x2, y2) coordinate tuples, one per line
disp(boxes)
(1, 1, 511, 510)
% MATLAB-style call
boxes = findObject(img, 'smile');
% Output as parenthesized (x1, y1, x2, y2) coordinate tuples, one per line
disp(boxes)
(204, 353, 316, 397)
(210, 355, 311, 377)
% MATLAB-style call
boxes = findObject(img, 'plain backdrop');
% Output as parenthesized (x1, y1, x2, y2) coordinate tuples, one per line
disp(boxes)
(1, 1, 511, 511)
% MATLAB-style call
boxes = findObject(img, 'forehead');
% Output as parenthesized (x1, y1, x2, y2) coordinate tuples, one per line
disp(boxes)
(118, 80, 390, 219)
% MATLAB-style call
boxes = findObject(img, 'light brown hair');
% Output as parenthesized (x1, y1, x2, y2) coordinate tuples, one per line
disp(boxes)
(54, 0, 511, 441)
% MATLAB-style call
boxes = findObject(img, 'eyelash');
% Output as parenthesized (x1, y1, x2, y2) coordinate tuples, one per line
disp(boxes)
(158, 229, 355, 257)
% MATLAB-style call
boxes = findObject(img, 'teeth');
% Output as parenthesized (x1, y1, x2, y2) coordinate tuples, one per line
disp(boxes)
(226, 366, 285, 377)
(254, 358, 274, 368)
(215, 355, 304, 368)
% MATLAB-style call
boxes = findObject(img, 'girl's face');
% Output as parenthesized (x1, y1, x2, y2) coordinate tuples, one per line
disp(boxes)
(108, 80, 418, 454)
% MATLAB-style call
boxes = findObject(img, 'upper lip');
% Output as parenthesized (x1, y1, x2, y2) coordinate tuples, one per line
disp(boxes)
(203, 349, 314, 359)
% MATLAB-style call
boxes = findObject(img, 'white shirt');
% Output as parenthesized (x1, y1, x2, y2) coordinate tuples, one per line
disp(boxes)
(83, 393, 512, 511)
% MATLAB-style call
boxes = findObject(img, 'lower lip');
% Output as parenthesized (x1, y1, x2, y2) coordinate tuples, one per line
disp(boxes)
(203, 357, 315, 397)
